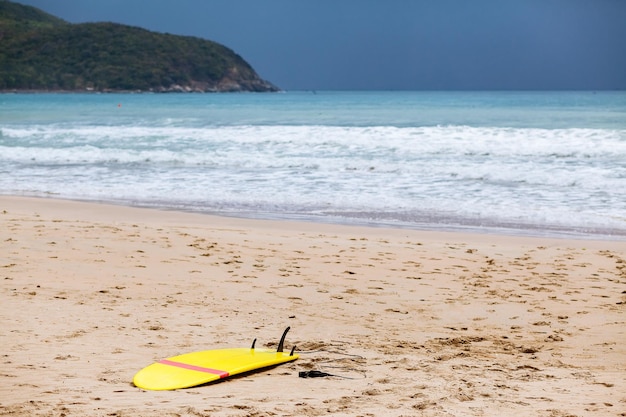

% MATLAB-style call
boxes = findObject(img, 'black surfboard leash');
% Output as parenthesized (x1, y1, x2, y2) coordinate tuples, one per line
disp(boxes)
(296, 349, 366, 380)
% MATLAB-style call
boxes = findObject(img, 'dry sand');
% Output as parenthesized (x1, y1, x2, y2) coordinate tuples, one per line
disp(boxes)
(1, 196, 625, 417)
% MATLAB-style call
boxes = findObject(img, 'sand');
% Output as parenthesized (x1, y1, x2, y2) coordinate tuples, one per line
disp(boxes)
(1, 196, 625, 417)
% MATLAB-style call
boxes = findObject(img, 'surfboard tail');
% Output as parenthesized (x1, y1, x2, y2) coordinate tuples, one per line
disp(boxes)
(251, 327, 296, 356)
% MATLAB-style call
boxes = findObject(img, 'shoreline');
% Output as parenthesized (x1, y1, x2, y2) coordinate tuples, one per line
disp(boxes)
(4, 194, 626, 242)
(1, 195, 624, 416)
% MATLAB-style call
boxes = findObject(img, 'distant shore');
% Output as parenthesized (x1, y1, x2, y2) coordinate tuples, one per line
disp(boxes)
(0, 87, 282, 94)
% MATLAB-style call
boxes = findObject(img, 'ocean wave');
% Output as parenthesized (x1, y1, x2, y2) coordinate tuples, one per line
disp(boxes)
(3, 91, 625, 238)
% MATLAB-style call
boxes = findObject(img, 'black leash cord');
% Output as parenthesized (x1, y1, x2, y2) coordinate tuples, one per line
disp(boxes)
(295, 349, 367, 379)
(299, 370, 333, 378)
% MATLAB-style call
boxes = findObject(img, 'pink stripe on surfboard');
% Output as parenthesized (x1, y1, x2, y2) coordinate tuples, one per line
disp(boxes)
(159, 359, 229, 378)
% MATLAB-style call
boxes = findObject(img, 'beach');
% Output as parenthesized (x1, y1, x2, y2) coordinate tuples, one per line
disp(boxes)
(1, 196, 625, 416)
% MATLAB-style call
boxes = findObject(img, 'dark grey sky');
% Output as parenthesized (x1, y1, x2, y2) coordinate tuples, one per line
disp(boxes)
(13, 0, 626, 90)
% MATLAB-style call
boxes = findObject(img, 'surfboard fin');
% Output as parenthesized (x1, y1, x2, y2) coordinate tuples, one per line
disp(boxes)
(251, 338, 257, 349)
(277, 326, 290, 353)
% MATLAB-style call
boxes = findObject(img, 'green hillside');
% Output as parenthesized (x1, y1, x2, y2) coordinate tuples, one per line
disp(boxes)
(0, 0, 278, 92)
(0, 0, 66, 34)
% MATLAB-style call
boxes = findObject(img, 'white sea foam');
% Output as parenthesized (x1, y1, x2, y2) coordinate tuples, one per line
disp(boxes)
(2, 92, 625, 238)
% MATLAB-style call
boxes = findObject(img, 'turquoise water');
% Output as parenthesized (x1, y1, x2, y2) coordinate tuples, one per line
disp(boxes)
(1, 91, 625, 238)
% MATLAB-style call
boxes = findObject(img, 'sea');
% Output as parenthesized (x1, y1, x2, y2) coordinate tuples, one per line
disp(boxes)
(1, 91, 625, 240)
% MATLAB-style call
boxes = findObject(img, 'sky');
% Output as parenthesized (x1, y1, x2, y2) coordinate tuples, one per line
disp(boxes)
(12, 0, 626, 91)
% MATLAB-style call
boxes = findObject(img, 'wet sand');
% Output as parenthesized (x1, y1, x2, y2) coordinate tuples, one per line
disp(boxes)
(1, 196, 625, 416)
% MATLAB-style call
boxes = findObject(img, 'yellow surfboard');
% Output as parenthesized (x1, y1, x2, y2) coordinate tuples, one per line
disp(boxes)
(133, 327, 298, 390)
